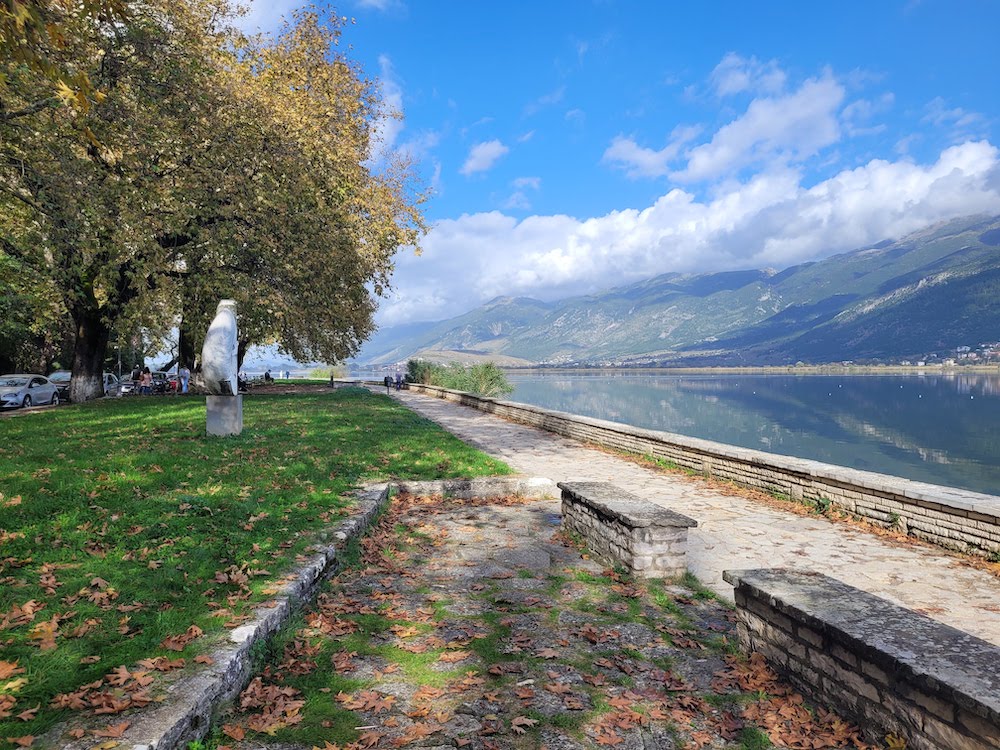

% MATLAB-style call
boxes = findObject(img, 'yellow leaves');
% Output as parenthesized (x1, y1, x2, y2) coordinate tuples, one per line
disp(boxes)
(9, 1, 33, 32)
(2, 678, 27, 695)
(55, 80, 77, 107)
(28, 616, 59, 651)
(886, 735, 907, 749)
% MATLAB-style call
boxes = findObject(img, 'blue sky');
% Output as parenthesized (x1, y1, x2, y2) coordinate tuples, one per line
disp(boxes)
(240, 0, 1000, 329)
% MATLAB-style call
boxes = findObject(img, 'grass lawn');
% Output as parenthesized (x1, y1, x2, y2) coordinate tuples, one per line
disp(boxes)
(0, 388, 511, 744)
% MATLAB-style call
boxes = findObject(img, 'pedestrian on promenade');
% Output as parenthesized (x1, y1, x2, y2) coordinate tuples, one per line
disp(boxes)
(395, 372, 403, 391)
(178, 364, 190, 394)
(139, 366, 153, 395)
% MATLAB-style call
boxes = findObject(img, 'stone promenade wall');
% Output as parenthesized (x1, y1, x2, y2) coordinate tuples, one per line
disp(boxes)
(389, 383, 1000, 558)
(725, 569, 1000, 749)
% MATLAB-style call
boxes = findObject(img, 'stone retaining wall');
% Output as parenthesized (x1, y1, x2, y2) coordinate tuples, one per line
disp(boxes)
(724, 569, 1000, 750)
(558, 481, 697, 578)
(385, 382, 1000, 558)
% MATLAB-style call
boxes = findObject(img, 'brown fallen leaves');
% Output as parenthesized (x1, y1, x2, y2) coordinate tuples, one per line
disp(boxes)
(235, 677, 305, 735)
(215, 493, 881, 750)
(160, 624, 203, 652)
(713, 652, 875, 749)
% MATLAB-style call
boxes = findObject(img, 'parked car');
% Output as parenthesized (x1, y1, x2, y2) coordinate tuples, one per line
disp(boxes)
(0, 374, 60, 409)
(47, 371, 122, 400)
(102, 372, 121, 398)
(48, 369, 72, 401)
(151, 371, 175, 395)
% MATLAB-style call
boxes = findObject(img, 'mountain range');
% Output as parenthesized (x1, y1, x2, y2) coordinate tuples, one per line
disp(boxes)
(355, 213, 1000, 367)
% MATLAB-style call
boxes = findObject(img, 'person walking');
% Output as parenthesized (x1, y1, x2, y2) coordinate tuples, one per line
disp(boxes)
(139, 366, 153, 395)
(178, 364, 190, 394)
(395, 372, 403, 391)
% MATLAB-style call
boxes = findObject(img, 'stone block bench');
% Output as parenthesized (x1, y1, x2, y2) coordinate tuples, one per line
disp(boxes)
(558, 481, 698, 578)
(724, 568, 1000, 750)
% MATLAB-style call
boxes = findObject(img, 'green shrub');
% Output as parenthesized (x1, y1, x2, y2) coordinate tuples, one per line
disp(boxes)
(405, 359, 514, 398)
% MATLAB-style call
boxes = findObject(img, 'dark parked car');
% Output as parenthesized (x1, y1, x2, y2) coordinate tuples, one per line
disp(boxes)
(48, 370, 72, 401)
(151, 371, 175, 394)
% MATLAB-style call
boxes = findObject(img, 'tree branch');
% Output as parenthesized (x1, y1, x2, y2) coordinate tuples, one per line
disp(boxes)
(0, 97, 56, 122)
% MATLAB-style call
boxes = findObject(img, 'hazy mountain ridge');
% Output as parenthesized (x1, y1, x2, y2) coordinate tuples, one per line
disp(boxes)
(356, 214, 1000, 366)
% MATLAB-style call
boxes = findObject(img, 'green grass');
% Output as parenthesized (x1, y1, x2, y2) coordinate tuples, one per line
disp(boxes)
(740, 725, 774, 749)
(0, 388, 511, 741)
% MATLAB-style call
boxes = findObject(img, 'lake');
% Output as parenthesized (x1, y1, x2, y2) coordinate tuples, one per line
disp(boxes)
(506, 371, 1000, 496)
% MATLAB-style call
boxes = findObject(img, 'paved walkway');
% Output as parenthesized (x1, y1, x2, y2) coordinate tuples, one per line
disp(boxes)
(387, 389, 1000, 648)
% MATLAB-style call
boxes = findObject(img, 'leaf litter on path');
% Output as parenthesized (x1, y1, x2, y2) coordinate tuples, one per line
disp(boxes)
(217, 492, 881, 750)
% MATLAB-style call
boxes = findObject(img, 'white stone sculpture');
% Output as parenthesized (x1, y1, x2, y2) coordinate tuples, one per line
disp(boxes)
(202, 300, 239, 396)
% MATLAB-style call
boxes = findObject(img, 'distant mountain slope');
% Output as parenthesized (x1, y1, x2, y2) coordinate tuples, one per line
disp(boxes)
(356, 214, 1000, 366)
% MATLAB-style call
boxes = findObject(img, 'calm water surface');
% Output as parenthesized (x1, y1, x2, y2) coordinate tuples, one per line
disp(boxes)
(507, 372, 1000, 495)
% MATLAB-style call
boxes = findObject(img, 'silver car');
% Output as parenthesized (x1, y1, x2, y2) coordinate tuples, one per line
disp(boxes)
(0, 374, 60, 409)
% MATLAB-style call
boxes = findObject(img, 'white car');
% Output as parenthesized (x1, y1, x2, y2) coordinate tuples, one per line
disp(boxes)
(0, 374, 60, 409)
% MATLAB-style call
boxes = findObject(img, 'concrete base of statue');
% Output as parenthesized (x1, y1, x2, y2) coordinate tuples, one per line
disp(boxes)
(207, 395, 243, 436)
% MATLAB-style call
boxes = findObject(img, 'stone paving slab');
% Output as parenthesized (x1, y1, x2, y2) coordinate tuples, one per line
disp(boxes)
(386, 389, 1000, 648)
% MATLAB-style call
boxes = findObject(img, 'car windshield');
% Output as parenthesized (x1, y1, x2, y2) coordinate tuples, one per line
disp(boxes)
(0, 377, 28, 387)
(49, 372, 70, 382)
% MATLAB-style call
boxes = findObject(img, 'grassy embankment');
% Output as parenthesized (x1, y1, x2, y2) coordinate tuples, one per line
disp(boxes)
(0, 388, 511, 744)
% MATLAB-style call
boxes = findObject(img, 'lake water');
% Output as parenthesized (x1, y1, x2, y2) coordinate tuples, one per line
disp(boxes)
(507, 371, 1000, 496)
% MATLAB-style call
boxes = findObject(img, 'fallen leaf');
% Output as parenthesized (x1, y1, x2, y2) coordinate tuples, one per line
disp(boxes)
(222, 725, 245, 741)
(511, 716, 539, 734)
(91, 722, 129, 739)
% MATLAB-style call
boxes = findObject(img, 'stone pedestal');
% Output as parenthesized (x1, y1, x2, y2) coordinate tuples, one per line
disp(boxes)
(207, 395, 243, 436)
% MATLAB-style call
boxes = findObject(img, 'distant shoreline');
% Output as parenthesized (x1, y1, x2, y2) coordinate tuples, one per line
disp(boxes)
(502, 364, 1000, 375)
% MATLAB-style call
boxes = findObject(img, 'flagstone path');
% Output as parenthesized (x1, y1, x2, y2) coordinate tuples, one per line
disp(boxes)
(385, 389, 1000, 648)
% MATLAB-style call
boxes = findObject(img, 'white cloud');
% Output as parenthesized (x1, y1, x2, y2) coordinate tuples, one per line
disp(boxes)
(524, 86, 566, 116)
(460, 140, 510, 176)
(710, 53, 787, 97)
(378, 141, 1000, 325)
(502, 192, 531, 210)
(355, 0, 402, 11)
(674, 73, 846, 182)
(517, 131, 535, 143)
(232, 0, 301, 33)
(369, 55, 405, 162)
(923, 97, 985, 142)
(605, 73, 846, 183)
(513, 176, 541, 190)
(842, 92, 894, 136)
(602, 125, 701, 178)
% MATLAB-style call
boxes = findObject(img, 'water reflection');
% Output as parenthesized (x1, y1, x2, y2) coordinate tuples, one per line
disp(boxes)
(507, 372, 1000, 495)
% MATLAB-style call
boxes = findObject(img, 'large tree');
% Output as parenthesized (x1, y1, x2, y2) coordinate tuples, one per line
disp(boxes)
(171, 8, 425, 371)
(0, 2, 424, 400)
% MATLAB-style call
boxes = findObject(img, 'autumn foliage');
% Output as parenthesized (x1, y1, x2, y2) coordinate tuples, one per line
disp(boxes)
(0, 1, 425, 397)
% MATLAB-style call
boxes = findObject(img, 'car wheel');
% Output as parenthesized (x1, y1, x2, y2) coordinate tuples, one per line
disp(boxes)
(21, 395, 31, 408)
(51, 393, 59, 406)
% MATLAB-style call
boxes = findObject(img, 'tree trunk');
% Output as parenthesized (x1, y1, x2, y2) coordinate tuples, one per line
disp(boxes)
(178, 317, 198, 372)
(69, 307, 111, 403)
(237, 338, 249, 371)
